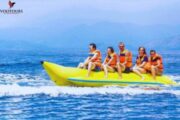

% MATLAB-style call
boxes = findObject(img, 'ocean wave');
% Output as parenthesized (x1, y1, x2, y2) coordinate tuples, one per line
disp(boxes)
(0, 84, 180, 97)
(169, 75, 180, 81)
(0, 73, 180, 97)
(0, 62, 39, 67)
(0, 73, 52, 86)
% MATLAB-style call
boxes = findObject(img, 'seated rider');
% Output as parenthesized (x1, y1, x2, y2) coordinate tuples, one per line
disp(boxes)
(132, 47, 149, 80)
(116, 42, 133, 79)
(148, 50, 163, 80)
(102, 47, 118, 78)
(78, 43, 102, 77)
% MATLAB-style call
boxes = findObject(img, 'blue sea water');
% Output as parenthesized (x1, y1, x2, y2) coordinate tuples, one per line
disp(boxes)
(0, 49, 180, 120)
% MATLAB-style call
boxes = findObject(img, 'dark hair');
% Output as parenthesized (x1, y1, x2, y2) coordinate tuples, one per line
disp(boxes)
(119, 42, 125, 46)
(138, 47, 146, 55)
(89, 43, 96, 49)
(150, 50, 156, 53)
(108, 47, 114, 53)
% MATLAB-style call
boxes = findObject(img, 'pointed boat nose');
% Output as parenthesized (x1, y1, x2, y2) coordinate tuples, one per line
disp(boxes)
(40, 61, 44, 65)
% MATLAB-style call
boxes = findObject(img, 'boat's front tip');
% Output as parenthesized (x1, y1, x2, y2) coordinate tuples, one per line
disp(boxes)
(41, 61, 53, 69)
(40, 61, 44, 65)
(40, 61, 49, 66)
(41, 61, 73, 86)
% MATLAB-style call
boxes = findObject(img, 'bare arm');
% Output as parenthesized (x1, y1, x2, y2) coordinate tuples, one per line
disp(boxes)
(84, 57, 90, 65)
(89, 53, 98, 62)
(156, 60, 161, 67)
(103, 57, 107, 64)
(139, 62, 146, 68)
(107, 56, 114, 65)
(120, 52, 128, 65)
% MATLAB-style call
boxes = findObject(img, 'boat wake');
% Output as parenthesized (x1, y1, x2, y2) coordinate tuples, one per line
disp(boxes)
(0, 84, 180, 97)
(0, 73, 52, 86)
(0, 73, 180, 97)
(169, 75, 180, 81)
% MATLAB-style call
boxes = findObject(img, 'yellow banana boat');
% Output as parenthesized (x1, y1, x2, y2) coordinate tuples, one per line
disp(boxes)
(41, 61, 177, 87)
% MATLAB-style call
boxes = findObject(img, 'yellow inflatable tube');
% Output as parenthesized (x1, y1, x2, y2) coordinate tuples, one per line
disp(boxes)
(41, 61, 177, 87)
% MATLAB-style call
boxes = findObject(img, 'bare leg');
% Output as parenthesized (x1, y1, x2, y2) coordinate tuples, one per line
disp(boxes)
(151, 66, 156, 80)
(156, 69, 163, 76)
(83, 64, 87, 69)
(77, 63, 84, 68)
(87, 62, 95, 77)
(106, 66, 115, 72)
(117, 63, 122, 79)
(103, 64, 108, 78)
(132, 67, 145, 80)
(82, 58, 90, 69)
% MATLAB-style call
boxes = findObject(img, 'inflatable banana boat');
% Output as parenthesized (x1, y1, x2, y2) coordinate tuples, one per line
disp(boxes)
(41, 61, 177, 87)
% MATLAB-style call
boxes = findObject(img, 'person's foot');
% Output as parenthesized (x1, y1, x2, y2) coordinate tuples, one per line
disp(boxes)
(104, 75, 108, 78)
(119, 76, 122, 79)
(153, 77, 156, 80)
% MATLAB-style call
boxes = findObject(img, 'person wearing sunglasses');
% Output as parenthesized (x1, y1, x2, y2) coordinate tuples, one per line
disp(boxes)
(116, 42, 133, 79)
(132, 47, 149, 80)
(148, 50, 163, 80)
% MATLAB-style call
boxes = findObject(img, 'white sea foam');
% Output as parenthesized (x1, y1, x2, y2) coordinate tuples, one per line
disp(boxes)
(0, 84, 180, 97)
(169, 75, 180, 81)
(0, 73, 53, 86)
(0, 73, 180, 97)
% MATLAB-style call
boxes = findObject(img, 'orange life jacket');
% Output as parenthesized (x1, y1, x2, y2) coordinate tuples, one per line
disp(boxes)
(149, 54, 163, 71)
(119, 49, 132, 68)
(105, 53, 118, 67)
(89, 50, 102, 66)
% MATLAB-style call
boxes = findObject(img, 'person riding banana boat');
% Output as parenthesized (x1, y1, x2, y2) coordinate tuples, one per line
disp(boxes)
(77, 43, 164, 80)
(78, 43, 102, 77)
(132, 47, 149, 80)
(148, 50, 164, 80)
(116, 42, 133, 79)
(102, 47, 118, 78)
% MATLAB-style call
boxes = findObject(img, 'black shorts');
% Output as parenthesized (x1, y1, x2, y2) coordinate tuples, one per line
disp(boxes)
(94, 66, 101, 72)
(123, 67, 131, 73)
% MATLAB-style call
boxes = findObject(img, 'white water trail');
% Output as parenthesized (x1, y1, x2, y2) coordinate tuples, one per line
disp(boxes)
(169, 75, 180, 81)
(0, 84, 180, 97)
(0, 73, 179, 97)
(0, 73, 52, 86)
